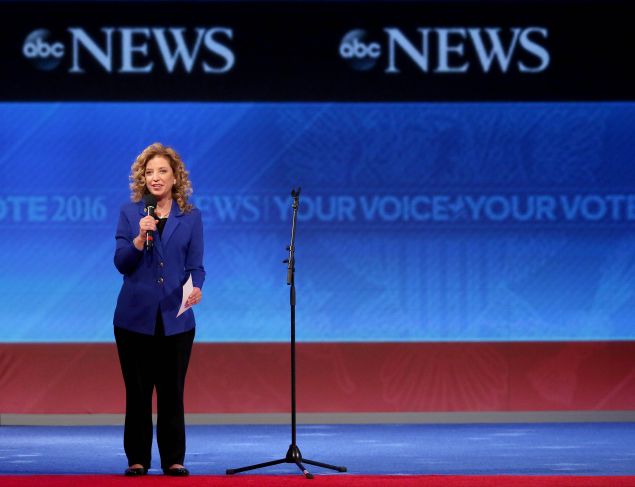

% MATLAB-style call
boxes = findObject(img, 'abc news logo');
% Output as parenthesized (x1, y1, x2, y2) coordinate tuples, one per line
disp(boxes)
(22, 27, 235, 74)
(339, 27, 550, 73)
(23, 29, 64, 70)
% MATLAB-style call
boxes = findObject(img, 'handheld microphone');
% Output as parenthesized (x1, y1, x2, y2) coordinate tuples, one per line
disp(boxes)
(142, 193, 157, 249)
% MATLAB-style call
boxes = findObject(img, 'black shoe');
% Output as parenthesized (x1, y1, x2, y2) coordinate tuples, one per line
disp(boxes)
(163, 467, 189, 476)
(124, 466, 148, 476)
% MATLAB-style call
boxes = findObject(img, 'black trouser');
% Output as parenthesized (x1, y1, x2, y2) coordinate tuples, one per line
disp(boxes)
(114, 314, 195, 470)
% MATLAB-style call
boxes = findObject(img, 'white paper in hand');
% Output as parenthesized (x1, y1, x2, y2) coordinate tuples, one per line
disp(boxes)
(177, 274, 194, 318)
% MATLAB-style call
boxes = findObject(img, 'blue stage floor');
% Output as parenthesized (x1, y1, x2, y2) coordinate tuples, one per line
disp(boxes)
(0, 423, 634, 476)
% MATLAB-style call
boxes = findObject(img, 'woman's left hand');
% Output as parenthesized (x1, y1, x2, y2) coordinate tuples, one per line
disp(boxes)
(186, 287, 202, 307)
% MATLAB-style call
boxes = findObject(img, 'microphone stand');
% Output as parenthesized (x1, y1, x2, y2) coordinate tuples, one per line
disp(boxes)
(226, 188, 347, 479)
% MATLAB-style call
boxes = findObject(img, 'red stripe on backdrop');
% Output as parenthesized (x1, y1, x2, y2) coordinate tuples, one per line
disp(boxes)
(0, 476, 634, 487)
(0, 342, 634, 414)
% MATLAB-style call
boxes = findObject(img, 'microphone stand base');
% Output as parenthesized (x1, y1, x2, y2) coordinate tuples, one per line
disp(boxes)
(226, 444, 347, 478)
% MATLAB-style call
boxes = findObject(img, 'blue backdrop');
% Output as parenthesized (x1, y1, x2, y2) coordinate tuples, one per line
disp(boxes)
(1, 102, 634, 342)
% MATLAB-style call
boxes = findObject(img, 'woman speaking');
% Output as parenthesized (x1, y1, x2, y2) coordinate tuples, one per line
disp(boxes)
(113, 143, 205, 477)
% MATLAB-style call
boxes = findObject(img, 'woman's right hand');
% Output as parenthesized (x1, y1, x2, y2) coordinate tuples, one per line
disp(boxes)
(138, 214, 158, 240)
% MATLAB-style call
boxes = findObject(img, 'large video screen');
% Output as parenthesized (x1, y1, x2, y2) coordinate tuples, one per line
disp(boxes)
(1, 102, 634, 342)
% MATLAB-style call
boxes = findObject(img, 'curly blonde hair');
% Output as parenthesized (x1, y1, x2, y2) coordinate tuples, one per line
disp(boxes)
(129, 143, 193, 213)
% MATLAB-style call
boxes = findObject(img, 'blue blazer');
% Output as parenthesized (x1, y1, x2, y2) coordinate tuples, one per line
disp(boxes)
(113, 201, 205, 336)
